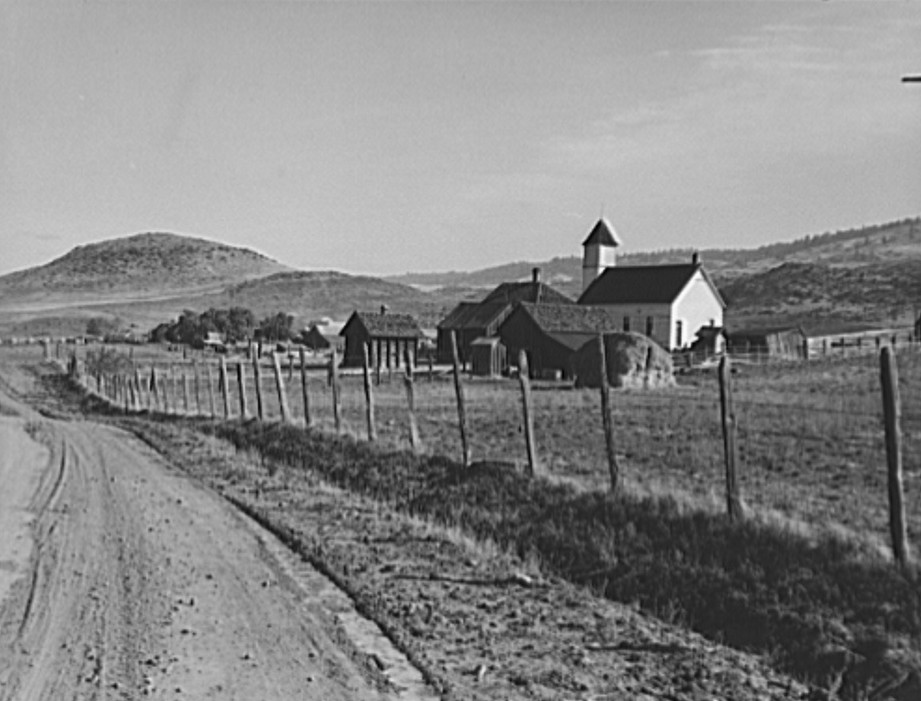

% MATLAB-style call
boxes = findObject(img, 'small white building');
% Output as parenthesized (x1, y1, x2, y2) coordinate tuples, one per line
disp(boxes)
(577, 219, 725, 351)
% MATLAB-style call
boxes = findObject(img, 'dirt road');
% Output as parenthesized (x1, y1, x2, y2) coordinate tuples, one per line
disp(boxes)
(0, 382, 430, 700)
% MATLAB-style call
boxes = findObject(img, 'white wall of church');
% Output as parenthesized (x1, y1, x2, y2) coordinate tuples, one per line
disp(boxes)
(670, 271, 724, 349)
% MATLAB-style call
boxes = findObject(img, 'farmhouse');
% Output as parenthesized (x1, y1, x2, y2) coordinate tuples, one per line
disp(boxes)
(578, 219, 725, 351)
(340, 308, 423, 369)
(498, 302, 622, 378)
(436, 268, 573, 367)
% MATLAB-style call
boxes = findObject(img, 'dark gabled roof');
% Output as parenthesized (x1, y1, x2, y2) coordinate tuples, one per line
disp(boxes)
(437, 302, 480, 330)
(511, 302, 623, 334)
(481, 281, 574, 306)
(438, 282, 574, 331)
(581, 218, 621, 247)
(578, 263, 725, 307)
(341, 311, 423, 339)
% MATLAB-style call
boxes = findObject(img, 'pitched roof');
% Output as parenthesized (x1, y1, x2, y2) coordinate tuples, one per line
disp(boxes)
(481, 281, 574, 306)
(342, 311, 423, 339)
(438, 282, 574, 331)
(581, 218, 621, 247)
(513, 302, 623, 334)
(578, 263, 725, 307)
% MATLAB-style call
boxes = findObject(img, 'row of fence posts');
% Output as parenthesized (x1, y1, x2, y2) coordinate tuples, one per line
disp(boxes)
(67, 332, 911, 570)
(716, 347, 912, 570)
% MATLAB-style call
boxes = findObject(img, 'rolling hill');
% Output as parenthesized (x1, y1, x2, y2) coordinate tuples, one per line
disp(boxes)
(2, 215, 919, 338)
(0, 232, 291, 307)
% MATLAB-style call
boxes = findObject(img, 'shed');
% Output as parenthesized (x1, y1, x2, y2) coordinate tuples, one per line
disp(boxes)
(497, 302, 622, 378)
(340, 308, 424, 369)
(469, 336, 506, 377)
(300, 324, 338, 352)
(727, 326, 807, 360)
(436, 269, 574, 364)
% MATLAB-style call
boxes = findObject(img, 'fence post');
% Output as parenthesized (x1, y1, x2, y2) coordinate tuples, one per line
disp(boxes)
(362, 343, 377, 441)
(205, 362, 216, 418)
(299, 347, 311, 428)
(403, 346, 420, 452)
(272, 352, 291, 424)
(219, 357, 230, 418)
(330, 348, 342, 434)
(149, 367, 158, 412)
(597, 334, 619, 494)
(252, 345, 264, 420)
(450, 331, 471, 466)
(237, 361, 249, 419)
(192, 360, 202, 416)
(182, 370, 191, 415)
(428, 353, 433, 383)
(719, 356, 743, 522)
(880, 347, 910, 568)
(517, 350, 538, 478)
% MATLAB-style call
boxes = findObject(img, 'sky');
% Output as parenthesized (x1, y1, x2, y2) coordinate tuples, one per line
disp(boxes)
(2, 1, 920, 277)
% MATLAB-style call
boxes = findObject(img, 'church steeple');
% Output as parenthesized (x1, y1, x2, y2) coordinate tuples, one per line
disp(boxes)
(581, 218, 621, 292)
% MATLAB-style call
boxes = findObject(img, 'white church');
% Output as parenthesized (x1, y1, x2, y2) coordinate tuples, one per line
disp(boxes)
(576, 218, 725, 351)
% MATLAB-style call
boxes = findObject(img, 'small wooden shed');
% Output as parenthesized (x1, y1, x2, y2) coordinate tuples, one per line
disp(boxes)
(469, 336, 506, 377)
(300, 324, 332, 352)
(726, 326, 807, 360)
(340, 309, 423, 369)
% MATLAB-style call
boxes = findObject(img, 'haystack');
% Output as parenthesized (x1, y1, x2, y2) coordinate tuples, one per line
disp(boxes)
(572, 332, 674, 389)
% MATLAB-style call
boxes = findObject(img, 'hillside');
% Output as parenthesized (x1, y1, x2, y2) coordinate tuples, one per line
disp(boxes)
(390, 216, 921, 294)
(0, 232, 290, 307)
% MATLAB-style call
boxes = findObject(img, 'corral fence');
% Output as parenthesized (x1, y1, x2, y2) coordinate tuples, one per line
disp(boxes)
(47, 330, 921, 571)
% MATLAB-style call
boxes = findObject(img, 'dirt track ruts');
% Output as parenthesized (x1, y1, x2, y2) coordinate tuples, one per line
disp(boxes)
(0, 382, 428, 700)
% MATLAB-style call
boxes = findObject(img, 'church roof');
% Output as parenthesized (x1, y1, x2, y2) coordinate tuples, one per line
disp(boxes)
(578, 263, 725, 307)
(581, 218, 622, 247)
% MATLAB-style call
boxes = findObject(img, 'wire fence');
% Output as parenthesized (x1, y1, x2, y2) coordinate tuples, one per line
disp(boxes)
(54, 339, 921, 560)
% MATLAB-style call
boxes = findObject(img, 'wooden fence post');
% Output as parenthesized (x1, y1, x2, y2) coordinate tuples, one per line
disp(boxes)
(182, 370, 191, 415)
(517, 350, 538, 477)
(450, 330, 471, 466)
(272, 352, 291, 423)
(149, 366, 158, 412)
(428, 353, 433, 383)
(403, 347, 420, 452)
(252, 345, 264, 420)
(330, 348, 342, 434)
(719, 355, 743, 522)
(299, 348, 311, 428)
(219, 357, 230, 418)
(204, 363, 215, 417)
(237, 361, 249, 419)
(880, 347, 910, 567)
(362, 343, 377, 441)
(192, 360, 202, 416)
(597, 335, 619, 494)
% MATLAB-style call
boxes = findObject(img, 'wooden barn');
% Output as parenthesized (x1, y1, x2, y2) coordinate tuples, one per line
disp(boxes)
(726, 326, 807, 360)
(498, 302, 621, 378)
(436, 268, 573, 366)
(339, 308, 423, 369)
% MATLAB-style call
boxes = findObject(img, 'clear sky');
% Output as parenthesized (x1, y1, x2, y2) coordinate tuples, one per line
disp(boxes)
(2, 1, 920, 276)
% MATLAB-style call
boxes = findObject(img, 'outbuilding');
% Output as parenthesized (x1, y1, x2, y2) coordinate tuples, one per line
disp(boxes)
(340, 308, 423, 369)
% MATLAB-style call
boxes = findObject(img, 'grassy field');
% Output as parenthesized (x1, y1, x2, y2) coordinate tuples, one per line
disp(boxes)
(70, 340, 921, 554)
(31, 340, 921, 693)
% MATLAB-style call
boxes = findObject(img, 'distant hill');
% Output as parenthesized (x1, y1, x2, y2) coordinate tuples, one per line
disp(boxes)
(389, 216, 921, 296)
(0, 232, 291, 307)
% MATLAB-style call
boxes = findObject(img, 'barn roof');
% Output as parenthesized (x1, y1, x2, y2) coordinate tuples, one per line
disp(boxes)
(578, 263, 725, 307)
(729, 325, 805, 338)
(438, 282, 574, 331)
(581, 218, 622, 247)
(481, 281, 574, 306)
(513, 302, 623, 334)
(341, 311, 423, 339)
